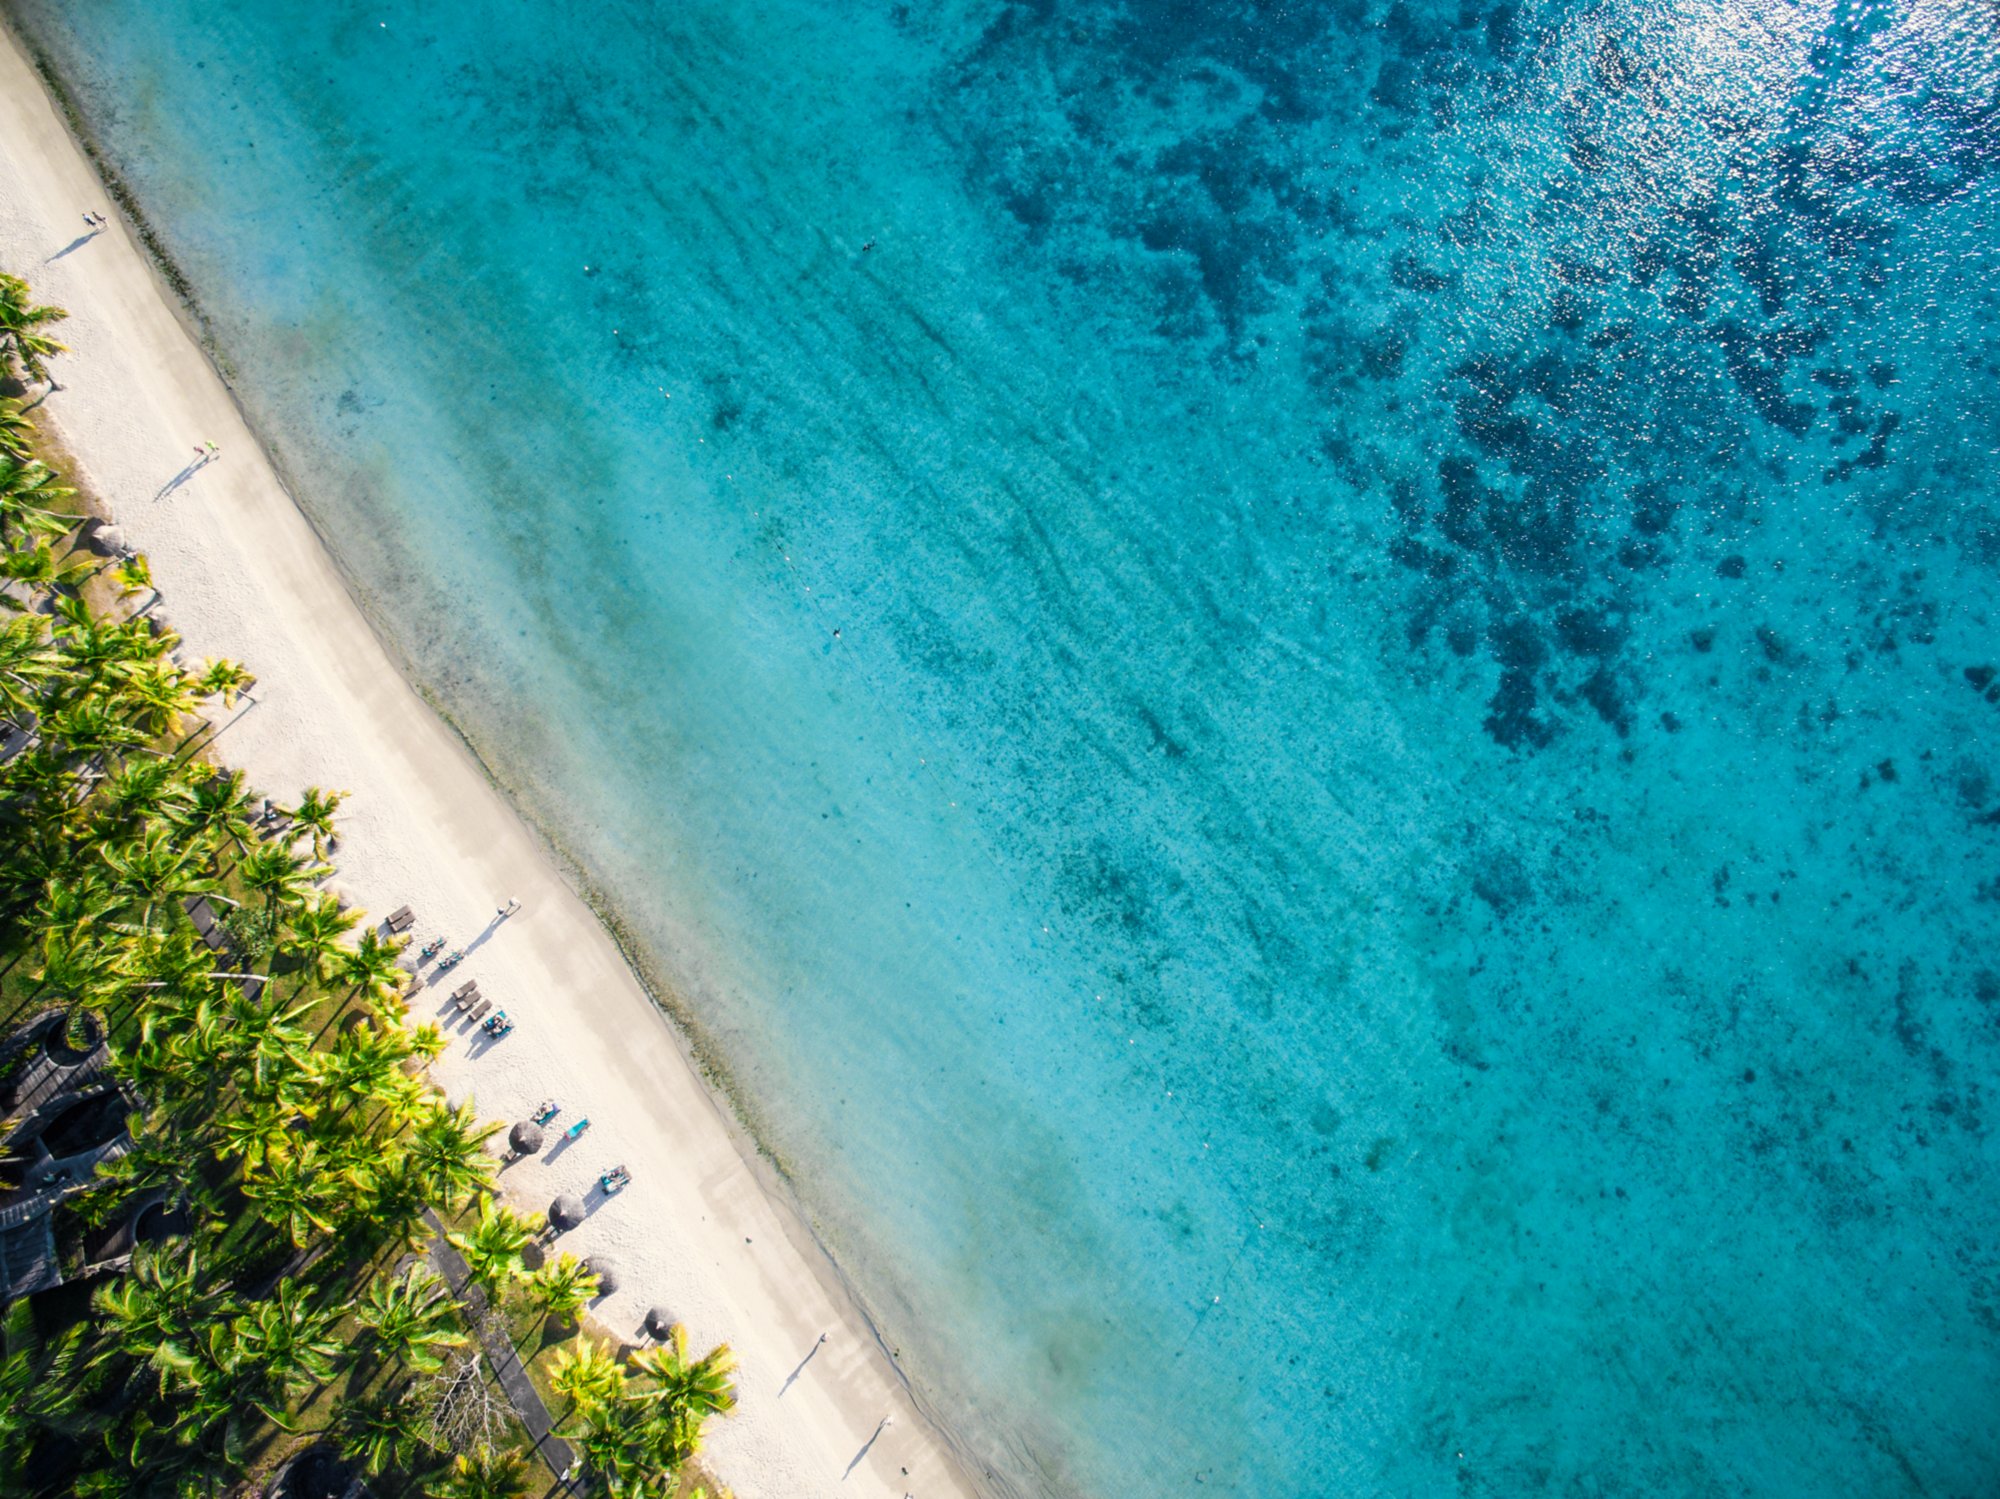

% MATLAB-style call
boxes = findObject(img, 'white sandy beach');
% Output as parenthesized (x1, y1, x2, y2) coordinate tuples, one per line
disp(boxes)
(0, 25, 983, 1499)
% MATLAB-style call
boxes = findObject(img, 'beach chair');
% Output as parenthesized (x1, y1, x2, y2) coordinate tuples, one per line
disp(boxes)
(466, 998, 491, 1024)
(386, 905, 415, 933)
(452, 980, 478, 1002)
(452, 985, 481, 1013)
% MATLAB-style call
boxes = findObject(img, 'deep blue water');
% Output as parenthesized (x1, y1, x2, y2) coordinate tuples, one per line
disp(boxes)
(10, 0, 2000, 1493)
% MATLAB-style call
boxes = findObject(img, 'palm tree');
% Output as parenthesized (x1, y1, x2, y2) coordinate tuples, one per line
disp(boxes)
(171, 768, 259, 858)
(343, 925, 410, 1019)
(111, 1034, 201, 1126)
(558, 1394, 689, 1499)
(225, 988, 315, 1096)
(282, 892, 359, 984)
(111, 551, 152, 599)
(90, 1243, 236, 1397)
(0, 271, 66, 384)
(210, 1096, 289, 1171)
(47, 592, 156, 684)
(80, 1108, 223, 1231)
(238, 841, 323, 916)
(628, 1324, 738, 1454)
(286, 785, 346, 856)
(0, 539, 93, 602)
(32, 924, 121, 1011)
(429, 1445, 528, 1499)
(39, 697, 148, 764)
(0, 456, 75, 545)
(0, 809, 81, 921)
(336, 1387, 427, 1478)
(33, 869, 118, 936)
(406, 1018, 449, 1065)
(0, 613, 57, 721)
(321, 1128, 395, 1211)
(117, 926, 231, 1029)
(96, 1360, 253, 1495)
(404, 1098, 498, 1211)
(100, 822, 220, 925)
(560, 1404, 663, 1499)
(360, 1149, 440, 1254)
(240, 1139, 342, 1247)
(356, 1263, 468, 1373)
(193, 657, 254, 706)
(552, 1329, 737, 1496)
(446, 1198, 539, 1301)
(231, 1277, 345, 1412)
(527, 1252, 600, 1325)
(548, 1336, 626, 1413)
(0, 1300, 102, 1486)
(91, 756, 187, 835)
(314, 1020, 420, 1122)
(114, 657, 202, 738)
(0, 395, 34, 458)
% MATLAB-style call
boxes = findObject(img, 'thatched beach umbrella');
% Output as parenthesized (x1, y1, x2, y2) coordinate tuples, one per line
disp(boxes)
(508, 1121, 545, 1157)
(644, 1305, 676, 1340)
(86, 521, 126, 557)
(549, 1194, 586, 1231)
(583, 1256, 620, 1296)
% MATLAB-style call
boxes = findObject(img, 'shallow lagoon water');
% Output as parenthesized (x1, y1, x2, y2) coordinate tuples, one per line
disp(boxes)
(10, 0, 2000, 1492)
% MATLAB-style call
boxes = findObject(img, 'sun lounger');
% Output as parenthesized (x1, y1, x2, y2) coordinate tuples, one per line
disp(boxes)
(386, 905, 415, 932)
(466, 998, 491, 1023)
(452, 986, 481, 1013)
(452, 981, 478, 1002)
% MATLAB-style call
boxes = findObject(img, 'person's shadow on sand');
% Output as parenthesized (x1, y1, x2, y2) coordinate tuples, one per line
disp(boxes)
(778, 1336, 825, 1398)
(155, 458, 209, 501)
(843, 1417, 892, 1480)
(47, 230, 99, 261)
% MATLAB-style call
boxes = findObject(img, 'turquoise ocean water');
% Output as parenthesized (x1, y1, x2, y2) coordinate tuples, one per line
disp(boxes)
(9, 0, 1999, 1492)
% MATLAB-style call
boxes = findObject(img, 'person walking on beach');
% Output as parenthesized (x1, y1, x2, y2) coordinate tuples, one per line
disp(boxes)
(497, 896, 521, 920)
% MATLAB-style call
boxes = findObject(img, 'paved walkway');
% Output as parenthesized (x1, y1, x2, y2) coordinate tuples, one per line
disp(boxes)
(423, 1209, 575, 1485)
